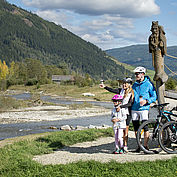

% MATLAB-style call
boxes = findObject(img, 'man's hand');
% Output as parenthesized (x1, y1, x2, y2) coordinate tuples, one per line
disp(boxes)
(140, 99, 148, 106)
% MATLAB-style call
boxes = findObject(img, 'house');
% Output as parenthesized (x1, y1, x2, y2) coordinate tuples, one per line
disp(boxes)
(52, 75, 74, 84)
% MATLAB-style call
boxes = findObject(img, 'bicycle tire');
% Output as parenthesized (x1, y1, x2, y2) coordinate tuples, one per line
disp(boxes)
(137, 119, 162, 154)
(158, 121, 177, 154)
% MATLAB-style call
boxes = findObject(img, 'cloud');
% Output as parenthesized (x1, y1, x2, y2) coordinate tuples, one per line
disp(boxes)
(36, 9, 72, 27)
(22, 0, 158, 49)
(34, 9, 146, 49)
(22, 0, 160, 17)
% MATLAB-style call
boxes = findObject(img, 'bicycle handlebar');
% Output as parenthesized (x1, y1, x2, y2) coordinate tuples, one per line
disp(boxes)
(151, 103, 177, 112)
(151, 103, 169, 109)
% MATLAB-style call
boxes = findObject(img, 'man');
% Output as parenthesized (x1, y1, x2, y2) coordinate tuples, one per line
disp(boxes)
(132, 66, 157, 152)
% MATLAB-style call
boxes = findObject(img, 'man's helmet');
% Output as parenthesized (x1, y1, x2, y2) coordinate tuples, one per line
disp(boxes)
(112, 94, 123, 101)
(133, 66, 146, 74)
(122, 77, 132, 84)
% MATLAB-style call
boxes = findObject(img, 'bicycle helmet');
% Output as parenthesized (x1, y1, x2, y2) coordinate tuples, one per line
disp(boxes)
(133, 66, 146, 74)
(122, 77, 132, 84)
(112, 94, 123, 101)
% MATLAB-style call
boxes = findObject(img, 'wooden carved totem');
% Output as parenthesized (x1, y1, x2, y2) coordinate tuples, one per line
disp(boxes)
(149, 21, 168, 104)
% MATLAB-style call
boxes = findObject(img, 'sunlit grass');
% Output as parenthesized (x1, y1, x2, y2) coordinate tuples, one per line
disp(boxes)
(0, 129, 176, 177)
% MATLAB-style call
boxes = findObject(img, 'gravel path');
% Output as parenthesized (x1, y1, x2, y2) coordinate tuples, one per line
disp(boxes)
(33, 131, 177, 165)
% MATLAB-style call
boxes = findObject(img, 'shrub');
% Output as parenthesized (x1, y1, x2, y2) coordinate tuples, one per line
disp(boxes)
(25, 78, 38, 86)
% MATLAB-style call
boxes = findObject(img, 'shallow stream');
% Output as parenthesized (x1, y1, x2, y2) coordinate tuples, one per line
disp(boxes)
(0, 93, 113, 140)
(0, 93, 158, 140)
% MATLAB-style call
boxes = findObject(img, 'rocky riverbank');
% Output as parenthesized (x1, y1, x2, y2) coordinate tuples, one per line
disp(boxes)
(0, 96, 177, 124)
(0, 105, 110, 124)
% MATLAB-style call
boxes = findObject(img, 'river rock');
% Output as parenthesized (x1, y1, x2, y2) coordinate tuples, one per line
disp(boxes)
(49, 126, 58, 130)
(60, 125, 71, 131)
(102, 124, 111, 129)
(70, 125, 75, 130)
(88, 124, 96, 129)
(75, 125, 87, 130)
(95, 126, 103, 129)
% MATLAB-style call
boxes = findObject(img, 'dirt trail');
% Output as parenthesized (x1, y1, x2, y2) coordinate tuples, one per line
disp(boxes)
(33, 131, 177, 165)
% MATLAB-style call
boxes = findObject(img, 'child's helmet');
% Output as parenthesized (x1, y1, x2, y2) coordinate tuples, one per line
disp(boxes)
(112, 94, 123, 101)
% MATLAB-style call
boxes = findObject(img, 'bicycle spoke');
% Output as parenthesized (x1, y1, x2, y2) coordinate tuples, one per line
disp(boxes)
(159, 121, 177, 154)
(137, 120, 162, 154)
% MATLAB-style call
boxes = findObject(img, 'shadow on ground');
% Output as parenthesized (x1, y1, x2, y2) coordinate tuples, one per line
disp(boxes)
(58, 137, 138, 154)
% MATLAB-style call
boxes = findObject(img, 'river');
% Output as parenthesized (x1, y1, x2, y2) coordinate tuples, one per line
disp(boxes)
(0, 93, 159, 140)
(0, 93, 113, 140)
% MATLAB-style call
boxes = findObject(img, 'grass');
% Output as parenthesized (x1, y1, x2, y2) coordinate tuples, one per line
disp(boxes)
(68, 102, 93, 109)
(0, 128, 177, 177)
(9, 84, 115, 102)
(0, 95, 28, 111)
(108, 55, 155, 80)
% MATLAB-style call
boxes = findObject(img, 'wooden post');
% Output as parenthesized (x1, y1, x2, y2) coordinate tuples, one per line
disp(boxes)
(149, 21, 168, 104)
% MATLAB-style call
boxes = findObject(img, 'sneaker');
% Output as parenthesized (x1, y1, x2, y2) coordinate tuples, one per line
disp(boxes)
(135, 147, 141, 153)
(144, 146, 149, 151)
(119, 149, 124, 154)
(124, 146, 128, 153)
(112, 149, 119, 154)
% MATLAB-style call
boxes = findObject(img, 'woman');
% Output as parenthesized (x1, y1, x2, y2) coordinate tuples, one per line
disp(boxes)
(100, 77, 134, 152)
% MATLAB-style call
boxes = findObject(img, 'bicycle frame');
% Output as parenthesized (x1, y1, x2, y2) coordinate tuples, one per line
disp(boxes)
(151, 107, 172, 138)
(155, 103, 177, 123)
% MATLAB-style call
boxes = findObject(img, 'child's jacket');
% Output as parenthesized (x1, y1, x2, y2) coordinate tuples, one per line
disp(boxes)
(111, 107, 127, 128)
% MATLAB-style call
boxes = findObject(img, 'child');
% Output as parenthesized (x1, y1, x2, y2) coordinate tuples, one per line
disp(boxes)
(111, 94, 127, 154)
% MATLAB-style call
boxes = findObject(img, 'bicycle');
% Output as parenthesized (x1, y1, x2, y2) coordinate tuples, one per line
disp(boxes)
(136, 103, 176, 154)
(158, 120, 177, 154)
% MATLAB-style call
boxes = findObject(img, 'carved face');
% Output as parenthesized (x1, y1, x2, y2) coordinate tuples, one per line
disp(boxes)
(151, 21, 159, 35)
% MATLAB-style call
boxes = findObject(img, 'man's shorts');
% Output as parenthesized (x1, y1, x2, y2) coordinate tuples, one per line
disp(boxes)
(131, 110, 149, 121)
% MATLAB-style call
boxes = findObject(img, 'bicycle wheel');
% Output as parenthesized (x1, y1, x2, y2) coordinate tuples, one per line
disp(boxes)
(137, 119, 162, 154)
(158, 121, 177, 154)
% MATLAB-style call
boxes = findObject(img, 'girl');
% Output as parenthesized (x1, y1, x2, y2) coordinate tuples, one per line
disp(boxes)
(111, 94, 127, 154)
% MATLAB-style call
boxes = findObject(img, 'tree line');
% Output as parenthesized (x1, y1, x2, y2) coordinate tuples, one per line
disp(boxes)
(0, 58, 176, 91)
(0, 58, 97, 90)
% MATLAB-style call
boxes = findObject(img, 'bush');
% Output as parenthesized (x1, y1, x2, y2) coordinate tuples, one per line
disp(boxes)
(25, 78, 38, 86)
(110, 80, 119, 88)
(165, 78, 177, 90)
(0, 80, 7, 91)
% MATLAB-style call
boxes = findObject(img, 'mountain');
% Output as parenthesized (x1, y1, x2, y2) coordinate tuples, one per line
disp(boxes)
(0, 0, 132, 80)
(106, 44, 177, 76)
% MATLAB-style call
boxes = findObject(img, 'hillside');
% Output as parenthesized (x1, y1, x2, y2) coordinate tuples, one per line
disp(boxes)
(0, 0, 132, 80)
(106, 44, 177, 76)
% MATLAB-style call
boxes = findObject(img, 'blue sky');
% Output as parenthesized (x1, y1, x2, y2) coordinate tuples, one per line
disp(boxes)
(7, 0, 177, 50)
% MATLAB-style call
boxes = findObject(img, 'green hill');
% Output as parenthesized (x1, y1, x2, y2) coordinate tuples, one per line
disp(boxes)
(106, 44, 177, 77)
(0, 0, 132, 80)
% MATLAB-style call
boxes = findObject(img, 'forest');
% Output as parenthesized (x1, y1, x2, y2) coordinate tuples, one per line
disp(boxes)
(0, 0, 132, 80)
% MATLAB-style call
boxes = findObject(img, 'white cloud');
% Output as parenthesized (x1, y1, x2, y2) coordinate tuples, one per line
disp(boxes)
(23, 0, 160, 17)
(34, 9, 147, 49)
(21, 0, 159, 49)
(36, 10, 70, 26)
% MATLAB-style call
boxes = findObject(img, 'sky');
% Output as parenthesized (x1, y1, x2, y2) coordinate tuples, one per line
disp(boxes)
(6, 0, 177, 50)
